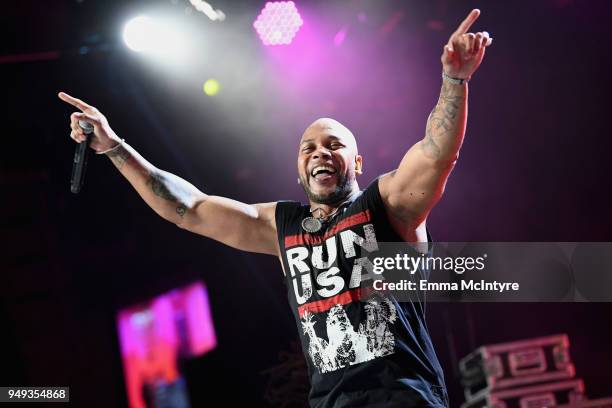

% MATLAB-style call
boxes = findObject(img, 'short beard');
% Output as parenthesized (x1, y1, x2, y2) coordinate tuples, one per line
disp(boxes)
(300, 172, 353, 205)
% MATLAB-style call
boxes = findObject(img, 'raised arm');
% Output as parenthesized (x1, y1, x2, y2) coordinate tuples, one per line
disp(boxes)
(58, 92, 279, 256)
(379, 9, 493, 228)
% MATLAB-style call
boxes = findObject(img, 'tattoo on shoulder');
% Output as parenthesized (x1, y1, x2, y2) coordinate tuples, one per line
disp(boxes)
(176, 204, 186, 217)
(107, 145, 131, 170)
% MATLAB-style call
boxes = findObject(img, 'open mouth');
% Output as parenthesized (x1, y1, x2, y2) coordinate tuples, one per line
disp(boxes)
(310, 165, 337, 183)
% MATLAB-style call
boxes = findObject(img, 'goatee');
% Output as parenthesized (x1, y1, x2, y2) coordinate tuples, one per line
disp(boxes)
(300, 172, 353, 205)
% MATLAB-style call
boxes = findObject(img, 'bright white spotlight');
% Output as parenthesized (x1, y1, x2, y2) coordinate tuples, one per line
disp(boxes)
(122, 15, 190, 63)
(123, 16, 156, 52)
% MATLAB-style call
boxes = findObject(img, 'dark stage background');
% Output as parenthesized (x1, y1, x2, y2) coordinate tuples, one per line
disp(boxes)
(1, 0, 611, 406)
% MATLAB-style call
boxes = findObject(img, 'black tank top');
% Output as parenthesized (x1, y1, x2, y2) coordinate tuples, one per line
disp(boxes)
(275, 178, 449, 408)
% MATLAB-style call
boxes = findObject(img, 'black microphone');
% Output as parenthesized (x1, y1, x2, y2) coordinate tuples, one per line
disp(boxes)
(70, 120, 95, 194)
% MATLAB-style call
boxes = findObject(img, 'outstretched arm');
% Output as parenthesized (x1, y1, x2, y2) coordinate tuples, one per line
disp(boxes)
(379, 9, 493, 228)
(59, 92, 279, 256)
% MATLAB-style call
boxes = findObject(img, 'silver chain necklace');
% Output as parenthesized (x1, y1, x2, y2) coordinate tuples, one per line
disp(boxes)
(301, 199, 352, 233)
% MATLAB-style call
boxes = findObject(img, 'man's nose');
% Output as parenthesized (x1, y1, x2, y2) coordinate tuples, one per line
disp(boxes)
(312, 147, 332, 160)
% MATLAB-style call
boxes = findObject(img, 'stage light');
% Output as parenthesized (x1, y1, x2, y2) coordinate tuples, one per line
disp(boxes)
(123, 16, 156, 52)
(122, 15, 190, 62)
(253, 1, 303, 46)
(203, 79, 220, 96)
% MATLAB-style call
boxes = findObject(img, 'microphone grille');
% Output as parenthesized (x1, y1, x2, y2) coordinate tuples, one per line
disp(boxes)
(78, 120, 95, 134)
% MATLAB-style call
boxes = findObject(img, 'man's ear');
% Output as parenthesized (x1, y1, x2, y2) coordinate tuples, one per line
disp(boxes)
(354, 155, 363, 175)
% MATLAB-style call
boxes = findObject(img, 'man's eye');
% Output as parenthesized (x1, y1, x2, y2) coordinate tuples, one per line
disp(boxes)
(331, 144, 343, 149)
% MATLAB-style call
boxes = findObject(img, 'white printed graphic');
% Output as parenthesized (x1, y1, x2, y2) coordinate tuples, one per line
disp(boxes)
(288, 222, 380, 305)
(300, 295, 397, 373)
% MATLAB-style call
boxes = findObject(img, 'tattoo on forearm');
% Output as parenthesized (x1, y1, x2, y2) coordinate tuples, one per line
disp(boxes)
(147, 173, 179, 202)
(107, 144, 131, 170)
(421, 81, 464, 159)
(146, 171, 195, 220)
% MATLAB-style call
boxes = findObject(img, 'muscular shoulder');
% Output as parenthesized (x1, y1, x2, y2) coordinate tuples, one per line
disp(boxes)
(378, 171, 417, 222)
(377, 173, 428, 242)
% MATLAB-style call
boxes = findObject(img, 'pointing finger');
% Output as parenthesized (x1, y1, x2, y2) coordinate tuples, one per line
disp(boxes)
(454, 9, 480, 36)
(58, 92, 93, 112)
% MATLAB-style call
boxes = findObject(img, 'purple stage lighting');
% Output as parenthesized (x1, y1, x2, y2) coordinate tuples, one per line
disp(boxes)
(253, 1, 303, 46)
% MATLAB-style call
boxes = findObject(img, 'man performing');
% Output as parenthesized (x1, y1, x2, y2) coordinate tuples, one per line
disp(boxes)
(59, 9, 492, 407)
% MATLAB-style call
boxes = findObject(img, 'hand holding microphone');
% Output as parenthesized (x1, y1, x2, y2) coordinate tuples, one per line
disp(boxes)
(58, 92, 122, 193)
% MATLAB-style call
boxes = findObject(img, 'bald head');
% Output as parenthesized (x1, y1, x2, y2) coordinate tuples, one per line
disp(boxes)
(301, 118, 358, 154)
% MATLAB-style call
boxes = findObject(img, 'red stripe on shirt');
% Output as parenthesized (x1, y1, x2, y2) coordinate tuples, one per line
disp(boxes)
(297, 286, 376, 318)
(284, 210, 371, 248)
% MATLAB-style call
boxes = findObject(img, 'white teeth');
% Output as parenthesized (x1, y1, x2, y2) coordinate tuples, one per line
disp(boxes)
(311, 165, 336, 177)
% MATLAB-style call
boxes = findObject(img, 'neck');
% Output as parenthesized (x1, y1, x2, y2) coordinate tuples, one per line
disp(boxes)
(309, 183, 360, 217)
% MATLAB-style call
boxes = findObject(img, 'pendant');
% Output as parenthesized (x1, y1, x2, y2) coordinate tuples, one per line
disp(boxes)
(301, 216, 323, 233)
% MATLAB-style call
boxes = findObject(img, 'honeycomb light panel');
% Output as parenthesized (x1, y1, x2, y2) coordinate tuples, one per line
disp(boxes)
(253, 1, 304, 46)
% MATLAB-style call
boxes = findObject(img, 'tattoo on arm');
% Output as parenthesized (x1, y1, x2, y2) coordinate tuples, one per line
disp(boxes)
(421, 81, 464, 160)
(147, 173, 189, 218)
(106, 143, 193, 220)
(107, 144, 131, 170)
(423, 107, 442, 159)
(147, 173, 179, 201)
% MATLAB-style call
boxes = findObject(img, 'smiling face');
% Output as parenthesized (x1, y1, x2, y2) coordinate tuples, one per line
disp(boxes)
(297, 118, 362, 205)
